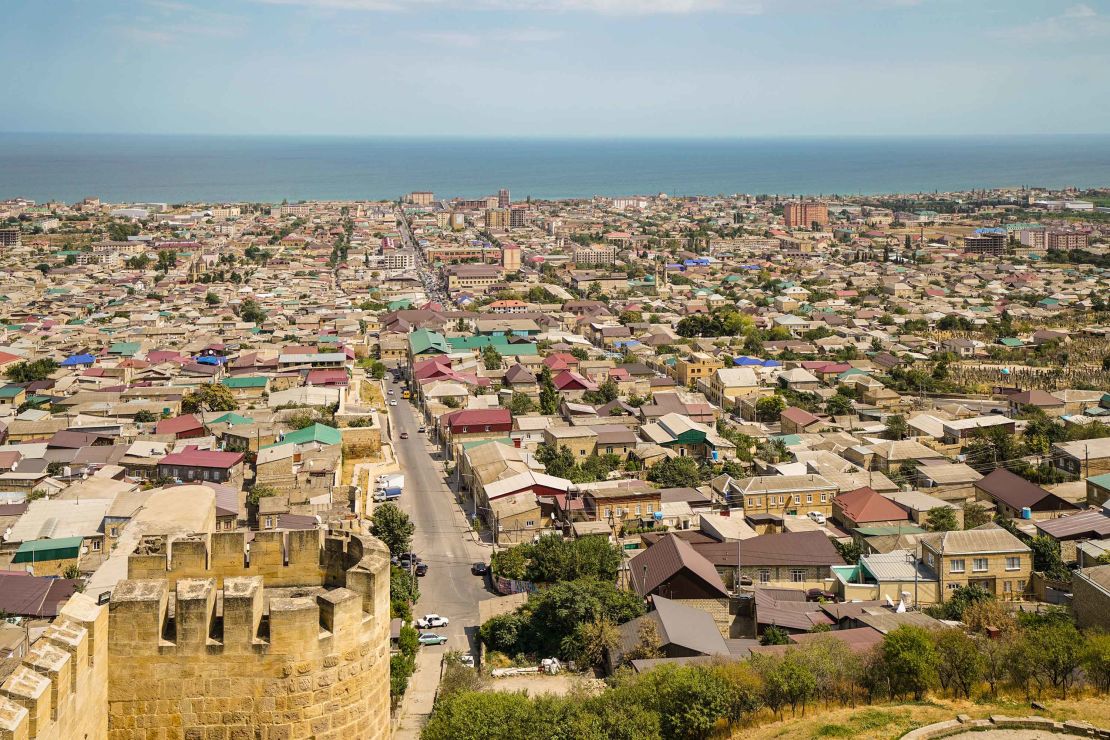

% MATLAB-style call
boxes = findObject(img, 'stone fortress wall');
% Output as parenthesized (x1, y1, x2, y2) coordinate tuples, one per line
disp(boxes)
(0, 526, 392, 740)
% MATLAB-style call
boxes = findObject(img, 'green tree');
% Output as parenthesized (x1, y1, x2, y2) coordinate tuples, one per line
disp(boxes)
(646, 456, 702, 488)
(369, 361, 386, 380)
(583, 377, 619, 405)
(133, 409, 157, 423)
(825, 394, 853, 416)
(539, 383, 558, 415)
(521, 578, 645, 658)
(180, 383, 238, 413)
(371, 503, 415, 557)
(962, 502, 991, 529)
(932, 628, 983, 698)
(925, 506, 959, 532)
(246, 484, 278, 507)
(156, 250, 177, 271)
(239, 298, 266, 324)
(507, 392, 535, 415)
(756, 395, 785, 422)
(1083, 631, 1110, 693)
(108, 221, 141, 241)
(205, 291, 220, 306)
(535, 442, 575, 479)
(1027, 620, 1083, 697)
(880, 625, 937, 700)
(1029, 535, 1069, 580)
(562, 617, 619, 669)
(6, 358, 59, 383)
(482, 344, 503, 371)
(833, 539, 865, 565)
(884, 414, 908, 441)
(422, 691, 536, 740)
(760, 625, 790, 646)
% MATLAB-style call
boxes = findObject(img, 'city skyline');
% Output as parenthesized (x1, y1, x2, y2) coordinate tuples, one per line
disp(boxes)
(1, 0, 1109, 138)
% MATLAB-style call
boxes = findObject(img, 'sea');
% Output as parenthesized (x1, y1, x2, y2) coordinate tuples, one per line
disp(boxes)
(1, 133, 1109, 204)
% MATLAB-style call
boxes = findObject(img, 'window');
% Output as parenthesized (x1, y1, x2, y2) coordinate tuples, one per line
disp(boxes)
(91, 540, 101, 551)
(580, 449, 586, 456)
(747, 497, 753, 508)
(758, 570, 770, 584)
(973, 558, 988, 572)
(604, 508, 612, 519)
(927, 552, 935, 567)
(635, 505, 642, 516)
(525, 520, 535, 528)
(264, 517, 273, 529)
(1006, 557, 1021, 571)
(820, 494, 827, 503)
(606, 446, 613, 454)
(1018, 580, 1026, 592)
(793, 495, 800, 505)
(647, 504, 654, 513)
(946, 583, 960, 590)
(790, 569, 805, 583)
(950, 559, 965, 573)
(807, 494, 813, 504)
(1003, 580, 1012, 593)
(109, 527, 118, 538)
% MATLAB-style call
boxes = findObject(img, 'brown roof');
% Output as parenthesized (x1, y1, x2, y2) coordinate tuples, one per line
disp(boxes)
(629, 534, 729, 598)
(975, 468, 1073, 511)
(780, 406, 821, 427)
(737, 531, 845, 567)
(833, 486, 910, 524)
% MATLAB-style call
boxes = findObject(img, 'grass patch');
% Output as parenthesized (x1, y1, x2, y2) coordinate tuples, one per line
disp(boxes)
(813, 724, 854, 737)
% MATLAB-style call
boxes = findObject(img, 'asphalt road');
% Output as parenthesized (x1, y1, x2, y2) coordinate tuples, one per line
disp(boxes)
(387, 385, 494, 637)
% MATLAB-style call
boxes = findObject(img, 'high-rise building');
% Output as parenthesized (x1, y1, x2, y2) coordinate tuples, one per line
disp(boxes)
(1047, 231, 1088, 250)
(484, 209, 510, 229)
(964, 232, 1006, 256)
(408, 191, 434, 206)
(502, 243, 521, 273)
(498, 188, 510, 209)
(783, 201, 829, 229)
(0, 228, 20, 248)
(509, 206, 527, 229)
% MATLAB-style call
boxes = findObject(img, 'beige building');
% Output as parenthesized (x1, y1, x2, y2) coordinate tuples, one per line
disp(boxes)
(674, 352, 723, 388)
(919, 524, 1031, 601)
(706, 367, 761, 409)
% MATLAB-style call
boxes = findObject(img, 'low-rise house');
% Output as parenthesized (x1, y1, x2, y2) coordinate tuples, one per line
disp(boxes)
(1073, 565, 1110, 631)
(706, 367, 761, 410)
(1034, 510, 1110, 564)
(629, 534, 731, 599)
(832, 486, 913, 529)
(919, 523, 1031, 601)
(640, 412, 736, 462)
(1053, 437, 1110, 479)
(728, 474, 838, 519)
(973, 468, 1078, 521)
(157, 448, 245, 485)
(833, 549, 939, 607)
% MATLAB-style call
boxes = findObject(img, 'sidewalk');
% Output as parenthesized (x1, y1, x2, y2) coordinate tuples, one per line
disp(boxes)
(393, 650, 441, 740)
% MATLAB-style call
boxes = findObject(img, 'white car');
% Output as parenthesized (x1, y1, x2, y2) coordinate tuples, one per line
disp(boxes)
(807, 511, 827, 525)
(416, 614, 449, 629)
(389, 399, 398, 406)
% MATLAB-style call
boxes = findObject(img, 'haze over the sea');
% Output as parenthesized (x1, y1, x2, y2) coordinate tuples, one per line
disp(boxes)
(2, 133, 1109, 204)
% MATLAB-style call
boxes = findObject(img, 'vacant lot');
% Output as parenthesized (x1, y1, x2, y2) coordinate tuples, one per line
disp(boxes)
(735, 696, 1110, 739)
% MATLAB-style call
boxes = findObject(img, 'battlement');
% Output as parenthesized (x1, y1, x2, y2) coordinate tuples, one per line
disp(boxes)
(127, 527, 328, 588)
(111, 528, 390, 659)
(0, 593, 109, 740)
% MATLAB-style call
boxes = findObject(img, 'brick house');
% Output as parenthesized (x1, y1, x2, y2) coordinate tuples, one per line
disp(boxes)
(919, 523, 1031, 601)
(157, 448, 245, 485)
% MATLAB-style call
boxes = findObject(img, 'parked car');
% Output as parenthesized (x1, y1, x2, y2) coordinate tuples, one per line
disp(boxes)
(416, 614, 449, 629)
(397, 552, 420, 566)
(417, 426, 426, 433)
(399, 431, 409, 439)
(389, 399, 398, 406)
(415, 562, 428, 577)
(471, 562, 488, 576)
(417, 633, 448, 646)
(807, 511, 827, 525)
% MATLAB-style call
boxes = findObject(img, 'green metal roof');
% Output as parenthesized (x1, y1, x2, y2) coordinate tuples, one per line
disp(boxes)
(0, 385, 25, 399)
(12, 536, 84, 563)
(446, 336, 539, 355)
(211, 412, 255, 426)
(854, 525, 928, 536)
(221, 376, 269, 389)
(408, 328, 449, 355)
(262, 423, 342, 449)
(1089, 473, 1110, 491)
(462, 437, 513, 450)
(108, 342, 141, 356)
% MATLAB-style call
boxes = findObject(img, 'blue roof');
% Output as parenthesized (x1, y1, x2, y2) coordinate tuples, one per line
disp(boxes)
(733, 356, 763, 366)
(61, 353, 95, 366)
(195, 355, 225, 365)
(761, 360, 782, 367)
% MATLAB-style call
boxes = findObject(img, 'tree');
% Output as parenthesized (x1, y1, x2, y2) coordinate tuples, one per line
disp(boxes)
(482, 344, 503, 371)
(884, 414, 908, 441)
(507, 392, 535, 415)
(539, 383, 558, 415)
(535, 442, 575, 479)
(583, 377, 619, 405)
(646, 456, 702, 488)
(205, 292, 220, 306)
(247, 484, 278, 507)
(369, 361, 386, 380)
(133, 410, 157, 423)
(932, 628, 983, 698)
(962, 502, 991, 529)
(569, 347, 590, 361)
(180, 384, 238, 413)
(880, 625, 937, 700)
(936, 584, 994, 621)
(755, 395, 785, 422)
(925, 506, 959, 532)
(1026, 620, 1082, 697)
(524, 579, 644, 658)
(108, 221, 140, 241)
(1029, 534, 1069, 580)
(833, 539, 865, 565)
(825, 394, 853, 416)
(760, 625, 790, 646)
(1083, 631, 1110, 694)
(35, 263, 50, 275)
(562, 617, 619, 669)
(624, 619, 664, 663)
(239, 298, 266, 324)
(371, 503, 414, 557)
(46, 461, 66, 477)
(156, 250, 177, 271)
(6, 358, 58, 383)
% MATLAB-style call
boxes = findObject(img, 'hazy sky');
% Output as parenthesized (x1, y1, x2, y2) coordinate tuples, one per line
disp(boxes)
(2, 0, 1109, 137)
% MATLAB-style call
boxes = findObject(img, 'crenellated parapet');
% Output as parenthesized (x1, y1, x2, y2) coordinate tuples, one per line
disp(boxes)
(104, 528, 392, 740)
(0, 594, 109, 740)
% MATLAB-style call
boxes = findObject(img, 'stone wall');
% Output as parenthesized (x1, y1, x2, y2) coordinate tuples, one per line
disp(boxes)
(0, 593, 110, 740)
(107, 529, 392, 740)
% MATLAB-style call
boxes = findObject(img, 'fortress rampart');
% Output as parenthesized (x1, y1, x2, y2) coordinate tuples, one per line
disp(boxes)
(0, 527, 392, 740)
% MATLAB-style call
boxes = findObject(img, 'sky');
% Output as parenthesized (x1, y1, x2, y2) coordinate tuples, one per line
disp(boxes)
(1, 0, 1108, 137)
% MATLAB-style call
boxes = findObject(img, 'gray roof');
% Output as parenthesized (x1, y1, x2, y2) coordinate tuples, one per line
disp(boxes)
(651, 595, 729, 656)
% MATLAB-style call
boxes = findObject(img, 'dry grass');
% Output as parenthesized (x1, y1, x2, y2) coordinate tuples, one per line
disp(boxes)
(732, 695, 1110, 739)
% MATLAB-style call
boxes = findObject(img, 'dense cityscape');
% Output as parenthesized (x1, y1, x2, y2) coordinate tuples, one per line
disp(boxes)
(0, 185, 1107, 738)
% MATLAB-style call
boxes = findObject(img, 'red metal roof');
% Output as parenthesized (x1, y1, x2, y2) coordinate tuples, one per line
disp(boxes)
(160, 448, 244, 469)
